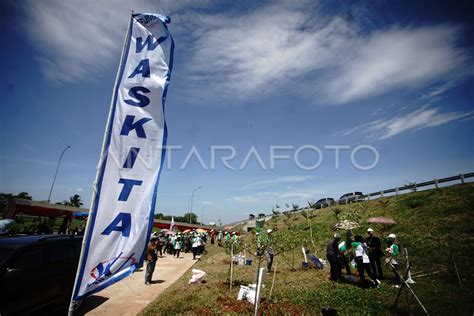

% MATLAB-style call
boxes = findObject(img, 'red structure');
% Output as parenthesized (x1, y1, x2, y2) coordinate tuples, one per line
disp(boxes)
(5, 198, 88, 219)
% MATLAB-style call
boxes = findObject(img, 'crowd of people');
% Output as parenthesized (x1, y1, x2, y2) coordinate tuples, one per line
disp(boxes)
(326, 228, 401, 288)
(144, 229, 215, 285)
(144, 226, 401, 288)
(144, 228, 244, 285)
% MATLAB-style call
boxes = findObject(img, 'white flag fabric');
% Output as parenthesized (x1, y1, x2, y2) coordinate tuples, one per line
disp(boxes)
(170, 216, 175, 232)
(71, 13, 174, 301)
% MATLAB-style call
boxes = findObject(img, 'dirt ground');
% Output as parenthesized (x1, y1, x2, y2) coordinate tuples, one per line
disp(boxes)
(75, 251, 198, 315)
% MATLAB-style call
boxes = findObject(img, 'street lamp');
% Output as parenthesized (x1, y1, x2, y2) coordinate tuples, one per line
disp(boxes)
(189, 186, 202, 223)
(47, 145, 71, 203)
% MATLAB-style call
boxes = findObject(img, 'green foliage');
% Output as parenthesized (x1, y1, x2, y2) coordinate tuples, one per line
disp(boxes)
(143, 184, 474, 316)
(222, 238, 245, 255)
(0, 192, 32, 215)
(153, 212, 199, 224)
(56, 194, 83, 207)
(399, 194, 431, 209)
(307, 200, 317, 210)
(332, 207, 342, 220)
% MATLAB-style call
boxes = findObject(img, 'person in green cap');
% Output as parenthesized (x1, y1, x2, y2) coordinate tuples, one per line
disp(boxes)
(386, 233, 401, 286)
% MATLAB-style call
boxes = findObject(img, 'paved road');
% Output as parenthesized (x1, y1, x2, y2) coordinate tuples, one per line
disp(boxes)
(76, 251, 197, 315)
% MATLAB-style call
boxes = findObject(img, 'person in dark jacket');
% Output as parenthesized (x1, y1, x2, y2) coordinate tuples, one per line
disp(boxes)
(366, 228, 384, 279)
(145, 238, 158, 285)
(326, 233, 341, 281)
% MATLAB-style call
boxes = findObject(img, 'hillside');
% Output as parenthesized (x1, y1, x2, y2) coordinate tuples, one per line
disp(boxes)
(141, 183, 474, 315)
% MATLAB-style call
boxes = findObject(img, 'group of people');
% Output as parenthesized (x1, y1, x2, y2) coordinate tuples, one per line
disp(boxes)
(216, 230, 239, 245)
(326, 228, 400, 288)
(144, 229, 209, 285)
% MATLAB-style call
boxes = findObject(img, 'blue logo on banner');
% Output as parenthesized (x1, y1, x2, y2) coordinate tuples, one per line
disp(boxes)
(88, 252, 137, 287)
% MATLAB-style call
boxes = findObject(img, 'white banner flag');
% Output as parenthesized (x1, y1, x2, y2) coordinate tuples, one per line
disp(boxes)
(170, 216, 175, 232)
(71, 13, 174, 301)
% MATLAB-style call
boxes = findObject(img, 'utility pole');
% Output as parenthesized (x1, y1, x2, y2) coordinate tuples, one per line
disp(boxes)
(47, 145, 71, 203)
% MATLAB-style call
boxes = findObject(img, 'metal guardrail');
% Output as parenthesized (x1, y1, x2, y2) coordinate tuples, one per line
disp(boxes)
(228, 172, 474, 227)
(363, 172, 473, 200)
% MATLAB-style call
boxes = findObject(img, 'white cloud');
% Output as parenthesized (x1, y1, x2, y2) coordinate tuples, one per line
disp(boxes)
(420, 81, 455, 100)
(21, 1, 470, 104)
(76, 188, 83, 192)
(324, 26, 467, 104)
(232, 188, 326, 204)
(180, 5, 469, 104)
(337, 105, 473, 140)
(20, 0, 201, 83)
(241, 175, 316, 190)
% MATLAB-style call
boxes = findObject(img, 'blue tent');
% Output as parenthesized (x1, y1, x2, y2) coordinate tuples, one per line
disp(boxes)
(73, 212, 89, 217)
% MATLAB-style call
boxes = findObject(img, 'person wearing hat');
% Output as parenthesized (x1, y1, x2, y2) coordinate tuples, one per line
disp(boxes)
(352, 235, 378, 287)
(191, 232, 202, 260)
(386, 233, 401, 286)
(174, 234, 183, 258)
(366, 228, 384, 280)
(326, 233, 342, 281)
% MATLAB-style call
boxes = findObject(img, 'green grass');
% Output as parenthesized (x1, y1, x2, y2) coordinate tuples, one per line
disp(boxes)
(141, 183, 474, 315)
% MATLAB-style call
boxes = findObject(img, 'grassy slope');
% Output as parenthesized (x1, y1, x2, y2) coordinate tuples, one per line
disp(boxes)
(142, 184, 474, 315)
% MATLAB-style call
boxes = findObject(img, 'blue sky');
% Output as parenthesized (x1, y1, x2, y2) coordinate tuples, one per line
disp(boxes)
(1, 0, 473, 224)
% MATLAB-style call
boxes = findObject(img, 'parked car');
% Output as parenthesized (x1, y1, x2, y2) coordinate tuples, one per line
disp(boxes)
(315, 198, 336, 209)
(338, 192, 365, 204)
(0, 234, 83, 315)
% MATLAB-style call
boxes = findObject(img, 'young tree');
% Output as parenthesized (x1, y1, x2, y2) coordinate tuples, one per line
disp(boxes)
(69, 194, 83, 207)
(291, 203, 299, 212)
(182, 212, 198, 224)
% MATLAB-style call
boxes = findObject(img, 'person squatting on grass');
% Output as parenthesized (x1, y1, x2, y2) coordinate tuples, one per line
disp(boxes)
(145, 238, 158, 285)
(386, 233, 401, 286)
(338, 240, 352, 278)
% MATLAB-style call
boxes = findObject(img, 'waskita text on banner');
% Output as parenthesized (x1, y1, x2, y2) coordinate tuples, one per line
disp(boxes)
(69, 12, 174, 307)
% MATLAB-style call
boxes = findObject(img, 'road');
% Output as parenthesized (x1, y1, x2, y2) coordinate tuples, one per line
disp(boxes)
(76, 251, 197, 315)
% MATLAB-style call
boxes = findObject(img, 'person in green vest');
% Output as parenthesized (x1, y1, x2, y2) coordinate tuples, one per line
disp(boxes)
(231, 231, 238, 242)
(174, 234, 183, 258)
(386, 233, 401, 286)
(225, 231, 231, 241)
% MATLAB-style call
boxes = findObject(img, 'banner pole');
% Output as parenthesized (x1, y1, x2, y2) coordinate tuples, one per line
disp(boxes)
(68, 13, 134, 316)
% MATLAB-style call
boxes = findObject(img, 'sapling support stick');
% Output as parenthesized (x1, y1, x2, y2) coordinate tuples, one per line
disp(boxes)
(269, 261, 278, 300)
